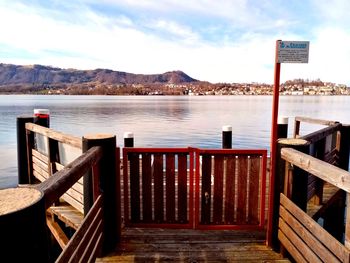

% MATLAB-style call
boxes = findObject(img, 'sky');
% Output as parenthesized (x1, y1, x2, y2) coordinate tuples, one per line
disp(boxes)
(0, 0, 349, 85)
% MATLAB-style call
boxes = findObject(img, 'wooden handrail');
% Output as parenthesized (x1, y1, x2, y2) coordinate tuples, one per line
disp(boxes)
(295, 116, 339, 126)
(25, 123, 82, 149)
(281, 147, 350, 193)
(300, 123, 341, 144)
(36, 146, 102, 209)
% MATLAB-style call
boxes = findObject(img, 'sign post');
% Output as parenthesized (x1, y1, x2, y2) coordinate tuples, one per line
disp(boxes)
(267, 40, 309, 247)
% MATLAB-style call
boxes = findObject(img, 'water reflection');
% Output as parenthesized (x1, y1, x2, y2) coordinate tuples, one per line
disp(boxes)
(1, 95, 350, 188)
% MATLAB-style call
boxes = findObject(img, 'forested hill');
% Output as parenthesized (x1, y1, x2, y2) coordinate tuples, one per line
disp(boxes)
(0, 63, 198, 86)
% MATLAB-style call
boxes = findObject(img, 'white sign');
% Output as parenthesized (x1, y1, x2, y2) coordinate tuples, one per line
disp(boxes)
(277, 41, 309, 63)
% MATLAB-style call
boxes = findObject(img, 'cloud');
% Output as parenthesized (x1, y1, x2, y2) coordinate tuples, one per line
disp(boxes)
(0, 0, 349, 85)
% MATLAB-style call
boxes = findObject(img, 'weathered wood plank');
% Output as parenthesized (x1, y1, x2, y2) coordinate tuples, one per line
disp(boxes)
(96, 228, 288, 263)
(70, 216, 103, 262)
(177, 154, 187, 223)
(280, 193, 349, 261)
(301, 123, 341, 144)
(56, 195, 102, 262)
(166, 154, 175, 223)
(154, 154, 164, 222)
(32, 148, 49, 164)
(141, 153, 152, 222)
(129, 153, 140, 222)
(33, 163, 49, 179)
(36, 146, 102, 209)
(46, 218, 69, 249)
(33, 170, 48, 182)
(25, 123, 82, 149)
(62, 193, 84, 214)
(32, 155, 49, 173)
(201, 154, 212, 224)
(279, 217, 322, 262)
(281, 148, 350, 193)
(295, 116, 338, 127)
(213, 155, 224, 224)
(48, 204, 84, 230)
(278, 230, 306, 263)
(237, 156, 248, 224)
(279, 207, 340, 263)
(248, 156, 260, 224)
(345, 192, 350, 249)
(225, 157, 236, 224)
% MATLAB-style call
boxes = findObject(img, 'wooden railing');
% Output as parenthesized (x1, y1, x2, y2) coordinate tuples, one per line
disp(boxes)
(278, 147, 350, 262)
(25, 123, 84, 213)
(34, 145, 104, 262)
(123, 147, 267, 231)
(195, 149, 267, 230)
(123, 148, 194, 228)
(20, 124, 120, 261)
(291, 117, 347, 207)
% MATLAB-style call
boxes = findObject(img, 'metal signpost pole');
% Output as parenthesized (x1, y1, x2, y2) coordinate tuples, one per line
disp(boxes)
(267, 40, 281, 247)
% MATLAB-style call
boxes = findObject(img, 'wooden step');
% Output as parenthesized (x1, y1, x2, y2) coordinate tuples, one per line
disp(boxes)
(48, 202, 84, 230)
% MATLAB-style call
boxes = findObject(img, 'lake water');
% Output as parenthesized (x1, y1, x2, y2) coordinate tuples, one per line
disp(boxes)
(1, 95, 350, 189)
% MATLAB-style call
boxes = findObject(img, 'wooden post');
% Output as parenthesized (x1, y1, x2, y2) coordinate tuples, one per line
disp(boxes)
(82, 134, 120, 254)
(17, 116, 34, 185)
(222, 125, 232, 149)
(34, 109, 50, 127)
(270, 138, 309, 250)
(287, 140, 310, 210)
(124, 132, 134, 147)
(293, 119, 301, 138)
(339, 125, 350, 171)
(277, 117, 288, 139)
(0, 188, 49, 262)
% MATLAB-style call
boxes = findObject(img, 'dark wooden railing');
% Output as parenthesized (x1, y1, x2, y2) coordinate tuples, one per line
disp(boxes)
(292, 117, 349, 207)
(278, 148, 350, 262)
(34, 146, 104, 262)
(26, 123, 84, 213)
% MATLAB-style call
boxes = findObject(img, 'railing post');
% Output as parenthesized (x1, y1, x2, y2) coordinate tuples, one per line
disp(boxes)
(82, 134, 120, 254)
(269, 138, 309, 250)
(17, 116, 35, 185)
(339, 124, 350, 171)
(124, 132, 134, 147)
(222, 125, 232, 149)
(277, 117, 288, 139)
(293, 118, 301, 138)
(33, 109, 50, 127)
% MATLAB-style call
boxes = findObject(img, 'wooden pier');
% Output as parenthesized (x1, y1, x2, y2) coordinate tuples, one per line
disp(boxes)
(2, 116, 350, 262)
(96, 228, 288, 262)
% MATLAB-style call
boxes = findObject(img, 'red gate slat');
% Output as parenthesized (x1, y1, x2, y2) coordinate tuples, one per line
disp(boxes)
(201, 154, 212, 224)
(154, 154, 164, 222)
(129, 153, 140, 222)
(166, 154, 175, 223)
(248, 156, 260, 224)
(213, 155, 224, 224)
(178, 154, 187, 223)
(237, 156, 248, 224)
(142, 153, 152, 222)
(224, 157, 236, 224)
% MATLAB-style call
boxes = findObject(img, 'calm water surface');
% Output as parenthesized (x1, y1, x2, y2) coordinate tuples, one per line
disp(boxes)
(1, 95, 350, 188)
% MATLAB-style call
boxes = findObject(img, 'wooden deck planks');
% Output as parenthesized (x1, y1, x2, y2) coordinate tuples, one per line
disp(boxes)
(96, 228, 290, 263)
(48, 203, 84, 230)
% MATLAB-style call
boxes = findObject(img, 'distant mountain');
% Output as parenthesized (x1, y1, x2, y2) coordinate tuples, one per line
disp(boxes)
(0, 63, 198, 86)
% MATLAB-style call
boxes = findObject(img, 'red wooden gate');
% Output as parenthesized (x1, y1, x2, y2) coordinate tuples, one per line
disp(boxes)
(123, 148, 194, 228)
(195, 149, 267, 230)
(123, 148, 267, 230)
